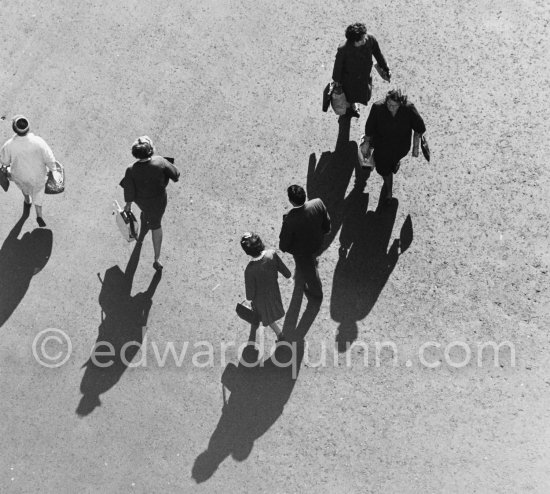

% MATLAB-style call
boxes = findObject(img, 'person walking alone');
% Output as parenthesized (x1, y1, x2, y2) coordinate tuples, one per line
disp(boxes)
(0, 115, 58, 227)
(121, 136, 180, 271)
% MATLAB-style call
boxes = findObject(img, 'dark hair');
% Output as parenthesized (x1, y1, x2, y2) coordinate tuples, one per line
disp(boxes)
(131, 136, 154, 159)
(287, 185, 306, 206)
(240, 233, 265, 257)
(386, 89, 408, 106)
(12, 115, 29, 136)
(345, 23, 367, 42)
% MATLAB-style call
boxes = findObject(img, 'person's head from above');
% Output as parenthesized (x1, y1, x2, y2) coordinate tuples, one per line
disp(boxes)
(240, 232, 264, 257)
(287, 184, 306, 207)
(131, 135, 154, 160)
(385, 89, 407, 113)
(345, 23, 367, 46)
(12, 115, 30, 136)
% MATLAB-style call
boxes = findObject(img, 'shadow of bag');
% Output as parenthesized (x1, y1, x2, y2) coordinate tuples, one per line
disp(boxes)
(235, 300, 260, 325)
(45, 161, 65, 194)
(0, 166, 9, 192)
(421, 135, 431, 162)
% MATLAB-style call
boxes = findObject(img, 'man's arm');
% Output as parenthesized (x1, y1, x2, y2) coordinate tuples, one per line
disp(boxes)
(318, 200, 331, 234)
(279, 216, 293, 253)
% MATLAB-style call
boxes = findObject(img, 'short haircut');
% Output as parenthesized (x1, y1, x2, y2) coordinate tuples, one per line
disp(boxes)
(240, 233, 265, 257)
(12, 115, 29, 136)
(131, 136, 154, 159)
(287, 185, 306, 206)
(386, 89, 408, 106)
(345, 23, 367, 42)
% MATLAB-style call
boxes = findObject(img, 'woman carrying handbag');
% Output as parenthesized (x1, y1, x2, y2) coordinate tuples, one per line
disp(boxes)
(240, 233, 291, 342)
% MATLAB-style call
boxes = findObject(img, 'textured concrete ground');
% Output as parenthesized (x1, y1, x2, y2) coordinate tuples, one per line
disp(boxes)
(0, 0, 549, 492)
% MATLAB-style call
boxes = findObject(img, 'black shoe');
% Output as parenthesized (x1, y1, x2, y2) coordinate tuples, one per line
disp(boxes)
(37, 217, 46, 227)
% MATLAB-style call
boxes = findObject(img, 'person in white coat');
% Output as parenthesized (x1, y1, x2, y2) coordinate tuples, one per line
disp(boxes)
(0, 115, 57, 227)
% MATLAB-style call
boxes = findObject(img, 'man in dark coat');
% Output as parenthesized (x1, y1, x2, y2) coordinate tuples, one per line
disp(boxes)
(332, 22, 391, 118)
(279, 185, 331, 301)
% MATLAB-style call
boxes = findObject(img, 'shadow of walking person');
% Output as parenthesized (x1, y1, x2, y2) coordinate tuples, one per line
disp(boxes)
(76, 242, 162, 417)
(306, 139, 359, 255)
(331, 189, 408, 352)
(0, 211, 53, 329)
(191, 344, 304, 484)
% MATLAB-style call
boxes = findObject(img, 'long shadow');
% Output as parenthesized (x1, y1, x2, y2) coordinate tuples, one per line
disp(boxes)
(191, 344, 305, 483)
(0, 211, 53, 329)
(307, 117, 364, 254)
(76, 242, 162, 416)
(330, 189, 414, 352)
(191, 278, 319, 483)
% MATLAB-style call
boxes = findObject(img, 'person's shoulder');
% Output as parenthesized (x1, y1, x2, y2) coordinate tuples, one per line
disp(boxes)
(310, 197, 324, 206)
(29, 133, 47, 145)
(150, 155, 168, 166)
(2, 135, 15, 147)
(366, 33, 378, 42)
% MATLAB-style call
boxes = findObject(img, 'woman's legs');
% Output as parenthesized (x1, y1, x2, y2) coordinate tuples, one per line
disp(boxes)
(268, 322, 285, 341)
(382, 173, 393, 200)
(31, 187, 46, 226)
(152, 227, 163, 269)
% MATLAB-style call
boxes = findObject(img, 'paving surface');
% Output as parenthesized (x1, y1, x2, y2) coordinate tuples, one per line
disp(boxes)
(0, 0, 549, 492)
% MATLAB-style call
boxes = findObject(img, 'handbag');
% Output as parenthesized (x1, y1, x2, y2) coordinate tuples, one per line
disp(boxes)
(235, 300, 260, 324)
(421, 135, 431, 162)
(45, 161, 65, 194)
(331, 85, 349, 115)
(0, 166, 9, 192)
(113, 200, 139, 242)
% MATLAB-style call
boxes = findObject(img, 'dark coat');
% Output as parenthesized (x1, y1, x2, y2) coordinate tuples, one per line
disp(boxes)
(279, 198, 331, 256)
(364, 99, 427, 173)
(332, 34, 389, 105)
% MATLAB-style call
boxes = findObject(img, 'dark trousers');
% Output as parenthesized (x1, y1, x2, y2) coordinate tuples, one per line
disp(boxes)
(293, 254, 322, 300)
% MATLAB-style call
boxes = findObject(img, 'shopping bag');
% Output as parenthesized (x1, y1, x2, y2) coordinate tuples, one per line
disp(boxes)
(235, 300, 260, 325)
(358, 135, 374, 170)
(113, 200, 139, 242)
(0, 166, 9, 192)
(331, 86, 349, 115)
(45, 161, 65, 194)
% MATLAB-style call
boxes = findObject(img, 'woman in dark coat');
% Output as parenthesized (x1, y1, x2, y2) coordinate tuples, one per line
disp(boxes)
(123, 136, 180, 271)
(332, 22, 391, 118)
(361, 89, 427, 205)
(241, 233, 291, 342)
